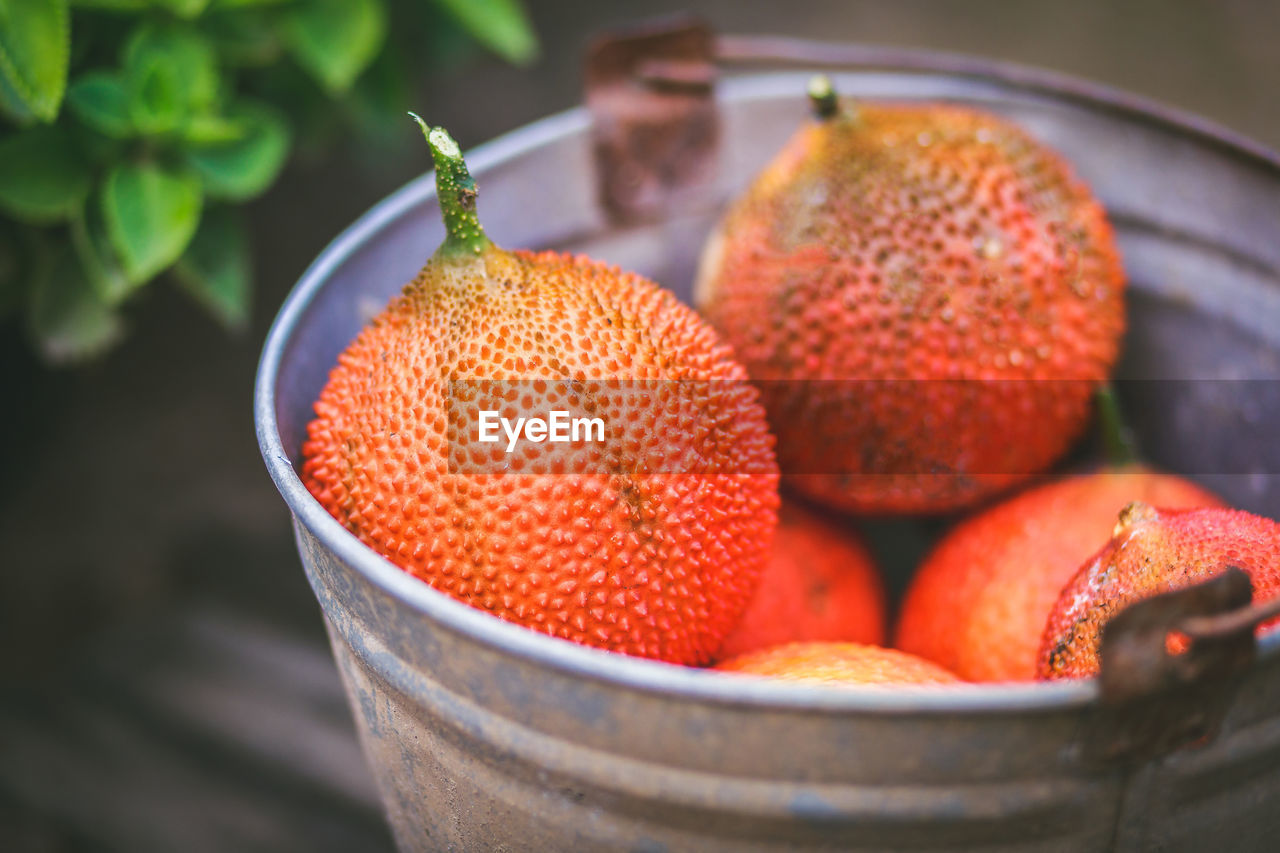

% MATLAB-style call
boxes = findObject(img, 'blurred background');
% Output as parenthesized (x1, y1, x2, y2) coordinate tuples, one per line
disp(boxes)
(1, 1, 1277, 849)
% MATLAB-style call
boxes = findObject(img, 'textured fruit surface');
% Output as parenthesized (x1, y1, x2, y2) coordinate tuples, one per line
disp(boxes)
(896, 468, 1223, 681)
(716, 642, 960, 686)
(695, 97, 1126, 513)
(717, 499, 884, 659)
(1038, 503, 1280, 679)
(303, 124, 779, 666)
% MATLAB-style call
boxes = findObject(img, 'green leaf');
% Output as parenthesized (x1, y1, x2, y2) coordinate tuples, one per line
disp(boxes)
(0, 0, 70, 122)
(101, 161, 203, 284)
(211, 0, 292, 8)
(0, 125, 92, 222)
(180, 112, 247, 145)
(184, 100, 288, 200)
(431, 0, 536, 65)
(285, 0, 385, 94)
(174, 206, 249, 329)
(70, 200, 131, 302)
(202, 9, 282, 67)
(70, 0, 147, 10)
(149, 0, 211, 18)
(67, 71, 134, 137)
(128, 53, 183, 134)
(28, 246, 124, 363)
(123, 23, 219, 134)
(0, 64, 34, 124)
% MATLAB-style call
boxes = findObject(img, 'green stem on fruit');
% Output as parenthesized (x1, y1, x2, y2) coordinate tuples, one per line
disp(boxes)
(1096, 383, 1137, 468)
(808, 74, 839, 121)
(410, 113, 492, 258)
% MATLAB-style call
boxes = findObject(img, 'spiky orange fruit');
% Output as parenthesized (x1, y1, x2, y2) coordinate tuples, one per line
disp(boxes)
(896, 467, 1223, 681)
(1038, 503, 1280, 679)
(302, 121, 779, 665)
(716, 642, 960, 686)
(717, 499, 884, 659)
(695, 77, 1126, 513)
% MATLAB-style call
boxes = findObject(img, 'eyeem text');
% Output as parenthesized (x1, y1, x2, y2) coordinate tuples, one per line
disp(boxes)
(477, 410, 606, 453)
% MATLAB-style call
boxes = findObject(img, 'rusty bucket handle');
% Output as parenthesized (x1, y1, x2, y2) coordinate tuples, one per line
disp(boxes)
(1096, 567, 1270, 703)
(1083, 567, 1276, 764)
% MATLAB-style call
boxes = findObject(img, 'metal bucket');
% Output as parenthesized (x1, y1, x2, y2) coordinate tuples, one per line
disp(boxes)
(256, 44, 1280, 851)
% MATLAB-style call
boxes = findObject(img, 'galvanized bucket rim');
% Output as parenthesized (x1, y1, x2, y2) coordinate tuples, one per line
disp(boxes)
(256, 45, 1280, 714)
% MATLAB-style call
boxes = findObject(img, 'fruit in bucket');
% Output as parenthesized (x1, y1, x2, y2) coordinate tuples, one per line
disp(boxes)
(694, 75, 1126, 513)
(1038, 503, 1280, 679)
(717, 641, 960, 686)
(717, 499, 885, 659)
(302, 118, 779, 665)
(896, 466, 1223, 681)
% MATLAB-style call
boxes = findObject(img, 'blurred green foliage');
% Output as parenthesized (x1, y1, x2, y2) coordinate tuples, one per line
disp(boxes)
(0, 0, 536, 362)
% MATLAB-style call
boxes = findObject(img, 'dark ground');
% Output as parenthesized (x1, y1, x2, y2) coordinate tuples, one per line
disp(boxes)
(2, 1, 1277, 849)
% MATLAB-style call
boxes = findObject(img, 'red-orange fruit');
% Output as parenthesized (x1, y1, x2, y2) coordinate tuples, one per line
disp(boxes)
(896, 467, 1223, 682)
(717, 500, 884, 659)
(1038, 503, 1280, 679)
(716, 641, 960, 686)
(302, 122, 779, 665)
(695, 78, 1126, 513)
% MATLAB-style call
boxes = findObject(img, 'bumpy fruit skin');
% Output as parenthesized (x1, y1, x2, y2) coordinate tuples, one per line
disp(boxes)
(696, 101, 1126, 513)
(716, 641, 959, 686)
(896, 468, 1222, 682)
(717, 499, 884, 660)
(303, 245, 780, 666)
(1038, 504, 1280, 680)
